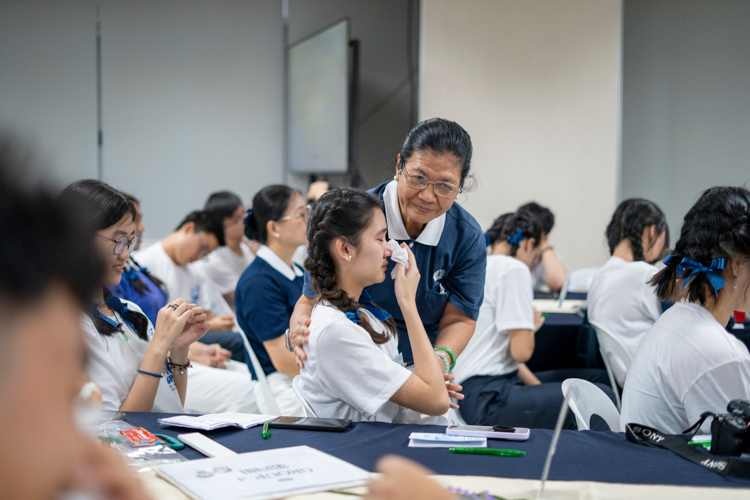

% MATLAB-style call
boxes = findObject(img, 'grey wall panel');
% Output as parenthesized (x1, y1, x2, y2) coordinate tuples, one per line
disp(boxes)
(0, 0, 97, 183)
(622, 0, 750, 238)
(99, 0, 284, 239)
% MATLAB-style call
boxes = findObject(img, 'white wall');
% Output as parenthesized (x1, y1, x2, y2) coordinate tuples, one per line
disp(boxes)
(0, 0, 98, 183)
(420, 0, 622, 269)
(621, 0, 750, 239)
(99, 0, 284, 239)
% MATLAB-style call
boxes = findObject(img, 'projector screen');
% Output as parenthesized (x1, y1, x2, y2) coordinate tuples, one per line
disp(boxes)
(288, 18, 349, 174)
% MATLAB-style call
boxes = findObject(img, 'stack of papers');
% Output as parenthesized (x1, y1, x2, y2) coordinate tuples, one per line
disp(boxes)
(408, 432, 487, 448)
(155, 445, 370, 500)
(158, 413, 275, 431)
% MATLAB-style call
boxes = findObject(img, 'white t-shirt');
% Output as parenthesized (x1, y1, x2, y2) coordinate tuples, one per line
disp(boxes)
(82, 300, 183, 413)
(134, 242, 210, 309)
(298, 303, 412, 422)
(452, 255, 535, 385)
(620, 301, 750, 433)
(587, 256, 662, 386)
(200, 240, 255, 295)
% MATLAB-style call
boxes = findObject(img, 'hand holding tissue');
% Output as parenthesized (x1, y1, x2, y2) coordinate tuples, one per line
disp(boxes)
(388, 239, 409, 279)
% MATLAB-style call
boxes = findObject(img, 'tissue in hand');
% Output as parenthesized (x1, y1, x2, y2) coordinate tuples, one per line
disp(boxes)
(388, 239, 409, 279)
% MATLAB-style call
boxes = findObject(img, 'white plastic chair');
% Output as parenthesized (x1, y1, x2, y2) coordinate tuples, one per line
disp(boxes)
(567, 267, 600, 292)
(205, 284, 281, 416)
(561, 378, 620, 431)
(292, 376, 317, 417)
(589, 320, 632, 411)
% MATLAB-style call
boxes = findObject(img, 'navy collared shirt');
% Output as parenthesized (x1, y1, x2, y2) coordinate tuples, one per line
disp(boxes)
(236, 246, 304, 376)
(303, 180, 486, 363)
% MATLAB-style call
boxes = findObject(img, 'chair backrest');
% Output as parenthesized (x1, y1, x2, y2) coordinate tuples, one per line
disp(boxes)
(292, 376, 317, 418)
(205, 284, 282, 415)
(561, 378, 620, 431)
(589, 319, 632, 410)
(567, 267, 600, 292)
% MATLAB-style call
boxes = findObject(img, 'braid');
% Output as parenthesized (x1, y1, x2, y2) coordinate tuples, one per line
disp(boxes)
(650, 187, 750, 305)
(606, 198, 668, 262)
(305, 188, 396, 344)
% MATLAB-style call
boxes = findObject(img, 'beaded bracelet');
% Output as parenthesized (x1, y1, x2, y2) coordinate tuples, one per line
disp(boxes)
(434, 346, 456, 371)
(167, 357, 192, 375)
(448, 486, 502, 500)
(435, 350, 451, 374)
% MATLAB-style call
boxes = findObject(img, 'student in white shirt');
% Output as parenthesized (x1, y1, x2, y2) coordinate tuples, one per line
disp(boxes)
(456, 211, 613, 429)
(298, 188, 450, 423)
(0, 160, 149, 500)
(110, 194, 259, 415)
(134, 211, 245, 362)
(202, 191, 259, 309)
(621, 186, 750, 433)
(62, 180, 210, 412)
(517, 202, 567, 292)
(588, 198, 669, 386)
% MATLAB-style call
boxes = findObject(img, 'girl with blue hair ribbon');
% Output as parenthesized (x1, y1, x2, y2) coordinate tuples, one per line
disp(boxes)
(621, 186, 750, 434)
(454, 211, 613, 429)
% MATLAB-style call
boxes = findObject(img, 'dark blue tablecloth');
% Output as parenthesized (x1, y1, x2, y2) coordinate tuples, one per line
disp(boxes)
(127, 413, 750, 489)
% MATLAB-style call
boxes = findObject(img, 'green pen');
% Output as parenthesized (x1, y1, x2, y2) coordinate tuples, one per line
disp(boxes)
(450, 447, 525, 457)
(262, 420, 271, 439)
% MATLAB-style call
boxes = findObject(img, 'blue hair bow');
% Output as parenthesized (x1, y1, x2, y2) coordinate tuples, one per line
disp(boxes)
(506, 228, 525, 246)
(243, 208, 253, 225)
(483, 233, 491, 247)
(677, 257, 727, 296)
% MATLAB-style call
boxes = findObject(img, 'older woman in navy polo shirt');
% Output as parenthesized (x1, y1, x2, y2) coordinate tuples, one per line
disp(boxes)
(289, 118, 487, 407)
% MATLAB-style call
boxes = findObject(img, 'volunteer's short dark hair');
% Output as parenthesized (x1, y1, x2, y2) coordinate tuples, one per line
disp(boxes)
(606, 198, 669, 263)
(177, 210, 226, 246)
(0, 141, 102, 321)
(518, 202, 554, 234)
(62, 179, 151, 341)
(501, 211, 543, 258)
(486, 212, 514, 246)
(651, 186, 750, 306)
(398, 117, 473, 187)
(245, 185, 298, 244)
(205, 191, 243, 220)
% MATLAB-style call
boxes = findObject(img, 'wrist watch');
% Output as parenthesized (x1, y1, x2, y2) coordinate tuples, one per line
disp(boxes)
(284, 328, 294, 352)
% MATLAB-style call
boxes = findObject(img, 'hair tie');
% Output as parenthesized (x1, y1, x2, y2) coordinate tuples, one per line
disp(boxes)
(506, 228, 525, 246)
(243, 208, 253, 225)
(677, 257, 726, 297)
(345, 310, 361, 324)
(663, 254, 674, 265)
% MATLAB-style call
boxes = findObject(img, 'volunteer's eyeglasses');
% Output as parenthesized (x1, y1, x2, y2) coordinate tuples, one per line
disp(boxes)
(277, 205, 311, 223)
(400, 169, 462, 198)
(97, 234, 139, 255)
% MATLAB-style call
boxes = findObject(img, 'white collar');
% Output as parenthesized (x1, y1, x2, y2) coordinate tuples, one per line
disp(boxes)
(256, 245, 303, 281)
(383, 180, 445, 246)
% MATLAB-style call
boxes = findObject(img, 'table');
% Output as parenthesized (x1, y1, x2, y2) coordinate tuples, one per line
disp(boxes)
(127, 413, 750, 489)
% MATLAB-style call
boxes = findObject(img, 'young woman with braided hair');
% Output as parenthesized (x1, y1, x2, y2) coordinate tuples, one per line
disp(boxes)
(620, 186, 750, 433)
(587, 198, 669, 386)
(454, 211, 613, 429)
(297, 188, 450, 423)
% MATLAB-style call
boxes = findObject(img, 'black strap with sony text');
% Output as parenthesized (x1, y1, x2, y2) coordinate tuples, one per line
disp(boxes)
(625, 423, 750, 480)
